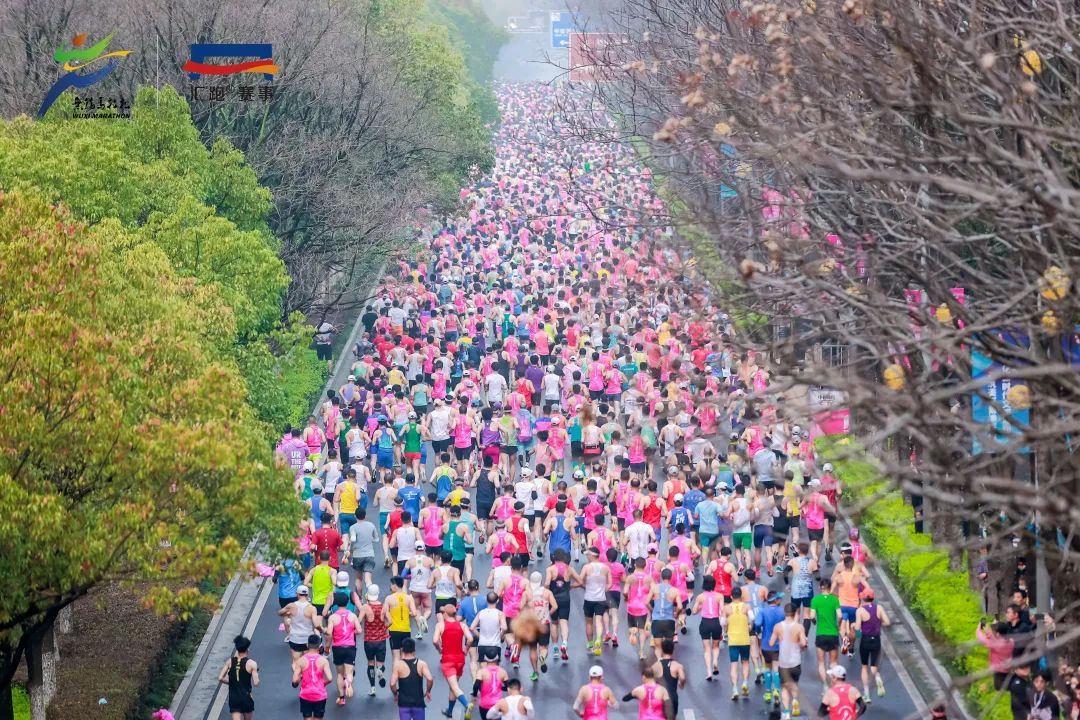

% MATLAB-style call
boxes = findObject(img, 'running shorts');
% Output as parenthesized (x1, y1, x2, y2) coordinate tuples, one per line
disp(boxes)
(583, 599, 608, 617)
(732, 532, 752, 550)
(652, 619, 676, 639)
(627, 613, 647, 629)
(364, 641, 387, 662)
(840, 606, 858, 624)
(780, 665, 802, 684)
(859, 636, 881, 666)
(728, 644, 751, 662)
(699, 617, 723, 640)
(815, 635, 840, 652)
(807, 527, 825, 542)
(389, 630, 410, 650)
(299, 698, 326, 718)
(440, 657, 466, 678)
(332, 645, 357, 666)
(752, 524, 773, 548)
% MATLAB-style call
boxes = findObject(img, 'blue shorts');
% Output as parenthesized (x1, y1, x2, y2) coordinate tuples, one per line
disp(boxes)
(728, 644, 751, 662)
(841, 606, 858, 623)
(377, 448, 394, 468)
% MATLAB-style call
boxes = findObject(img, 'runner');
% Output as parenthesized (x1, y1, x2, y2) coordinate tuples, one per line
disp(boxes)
(651, 638, 686, 717)
(810, 577, 843, 682)
(580, 547, 612, 656)
(572, 666, 617, 720)
(690, 575, 723, 676)
(291, 634, 332, 720)
(280, 586, 321, 661)
(431, 600, 472, 717)
(723, 585, 754, 700)
(621, 666, 671, 720)
(854, 588, 891, 702)
(483, 678, 534, 720)
(770, 602, 808, 720)
(324, 589, 362, 706)
(391, 638, 435, 720)
(819, 665, 867, 719)
(471, 649, 509, 720)
(359, 585, 389, 697)
(385, 575, 418, 663)
(217, 635, 259, 720)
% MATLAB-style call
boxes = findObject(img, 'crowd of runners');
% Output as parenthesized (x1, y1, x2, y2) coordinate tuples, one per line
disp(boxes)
(236, 84, 896, 720)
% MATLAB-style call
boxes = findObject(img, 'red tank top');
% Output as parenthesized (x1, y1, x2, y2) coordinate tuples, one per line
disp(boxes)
(364, 602, 389, 642)
(829, 683, 857, 720)
(642, 496, 663, 526)
(441, 620, 465, 661)
(713, 563, 734, 597)
(510, 518, 530, 557)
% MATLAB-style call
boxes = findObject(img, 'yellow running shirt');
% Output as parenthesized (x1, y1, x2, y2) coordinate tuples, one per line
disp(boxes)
(388, 592, 411, 632)
(727, 601, 751, 645)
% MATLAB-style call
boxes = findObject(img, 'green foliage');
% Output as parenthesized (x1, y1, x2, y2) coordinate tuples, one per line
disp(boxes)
(0, 87, 321, 436)
(0, 190, 299, 660)
(425, 0, 507, 126)
(372, 0, 498, 199)
(819, 436, 1011, 720)
(13, 686, 28, 720)
(0, 88, 286, 338)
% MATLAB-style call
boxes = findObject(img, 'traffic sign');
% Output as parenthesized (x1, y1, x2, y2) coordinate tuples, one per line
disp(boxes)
(551, 12, 573, 49)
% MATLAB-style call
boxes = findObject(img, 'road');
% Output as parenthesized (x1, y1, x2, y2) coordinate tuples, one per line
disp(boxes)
(226, 479, 922, 720)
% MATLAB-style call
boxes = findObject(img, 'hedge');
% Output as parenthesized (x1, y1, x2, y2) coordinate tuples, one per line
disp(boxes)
(819, 435, 1011, 720)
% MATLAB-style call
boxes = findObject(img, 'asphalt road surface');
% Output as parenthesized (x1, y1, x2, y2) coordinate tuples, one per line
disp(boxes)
(226, 488, 920, 720)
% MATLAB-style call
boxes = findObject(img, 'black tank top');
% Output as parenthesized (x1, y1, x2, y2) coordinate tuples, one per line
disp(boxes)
(397, 658, 425, 708)
(660, 658, 679, 706)
(549, 567, 571, 600)
(228, 656, 253, 698)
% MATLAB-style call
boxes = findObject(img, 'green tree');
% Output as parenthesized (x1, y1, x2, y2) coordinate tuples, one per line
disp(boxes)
(0, 190, 298, 715)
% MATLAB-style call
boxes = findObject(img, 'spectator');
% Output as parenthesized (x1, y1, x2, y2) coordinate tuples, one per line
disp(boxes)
(976, 620, 1015, 690)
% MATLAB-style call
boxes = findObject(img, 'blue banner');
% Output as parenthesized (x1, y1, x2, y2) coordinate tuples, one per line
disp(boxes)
(551, 12, 573, 49)
(971, 331, 1030, 454)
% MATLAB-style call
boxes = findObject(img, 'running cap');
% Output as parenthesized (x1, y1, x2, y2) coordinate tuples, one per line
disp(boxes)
(673, 493, 684, 503)
(303, 460, 315, 472)
(826, 666, 847, 679)
(310, 481, 323, 492)
(513, 501, 526, 511)
(808, 477, 821, 487)
(840, 542, 853, 554)
(408, 411, 417, 419)
(861, 588, 875, 601)
(822, 462, 834, 472)
(335, 571, 350, 587)
(394, 496, 404, 505)
(647, 542, 659, 553)
(666, 466, 679, 475)
(348, 375, 356, 381)
(366, 585, 380, 599)
(573, 469, 585, 479)
(415, 540, 426, 550)
(298, 585, 310, 596)
(589, 665, 604, 677)
(520, 467, 533, 477)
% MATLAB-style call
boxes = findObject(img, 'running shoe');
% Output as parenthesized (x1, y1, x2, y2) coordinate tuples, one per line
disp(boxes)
(530, 671, 539, 681)
(337, 697, 346, 706)
(611, 636, 618, 648)
(792, 699, 801, 716)
(876, 675, 886, 697)
(763, 690, 772, 702)
(592, 641, 602, 657)
(441, 710, 454, 718)
(540, 654, 548, 673)
(713, 667, 720, 675)
(377, 666, 387, 687)
(731, 690, 739, 701)
(384, 557, 391, 568)
(742, 681, 749, 696)
(464, 702, 474, 720)
(781, 712, 791, 720)
(560, 644, 569, 661)
(504, 645, 512, 658)
(368, 687, 376, 697)
(706, 674, 713, 682)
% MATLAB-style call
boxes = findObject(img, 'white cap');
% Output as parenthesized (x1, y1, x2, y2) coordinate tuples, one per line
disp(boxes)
(823, 463, 834, 472)
(589, 665, 604, 678)
(303, 460, 315, 472)
(335, 571, 350, 587)
(311, 481, 323, 492)
(808, 478, 821, 487)
(366, 584, 380, 600)
(298, 585, 310, 596)
(826, 665, 847, 679)
(520, 467, 533, 477)
(666, 466, 679, 475)
(673, 493, 684, 503)
(415, 540, 426, 550)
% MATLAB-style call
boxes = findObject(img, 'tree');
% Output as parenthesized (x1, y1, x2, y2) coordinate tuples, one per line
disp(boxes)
(557, 0, 1080, 705)
(0, 189, 298, 717)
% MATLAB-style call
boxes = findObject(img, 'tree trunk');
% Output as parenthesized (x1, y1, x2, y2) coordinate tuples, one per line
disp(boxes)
(0, 684, 14, 720)
(26, 621, 57, 720)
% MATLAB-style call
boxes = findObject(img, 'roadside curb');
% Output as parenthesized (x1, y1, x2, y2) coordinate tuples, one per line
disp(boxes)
(169, 266, 385, 720)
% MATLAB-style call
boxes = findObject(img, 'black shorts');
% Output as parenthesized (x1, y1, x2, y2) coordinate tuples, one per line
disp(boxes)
(859, 636, 881, 666)
(808, 528, 825, 542)
(454, 446, 472, 461)
(477, 501, 494, 520)
(426, 544, 443, 557)
(299, 697, 326, 718)
(332, 645, 357, 666)
(630, 461, 646, 473)
(316, 344, 333, 361)
(780, 665, 802, 685)
(617, 517, 627, 532)
(432, 438, 452, 454)
(762, 649, 779, 664)
(652, 619, 676, 639)
(435, 597, 457, 614)
(606, 591, 621, 609)
(773, 517, 789, 538)
(824, 512, 837, 525)
(553, 596, 571, 620)
(478, 644, 500, 660)
(279, 596, 298, 609)
(627, 613, 647, 629)
(537, 626, 551, 647)
(699, 617, 723, 640)
(589, 389, 603, 400)
(583, 599, 608, 617)
(229, 693, 254, 714)
(289, 641, 309, 653)
(451, 558, 466, 575)
(364, 640, 387, 662)
(815, 635, 840, 652)
(502, 446, 518, 456)
(571, 441, 583, 457)
(389, 630, 410, 650)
